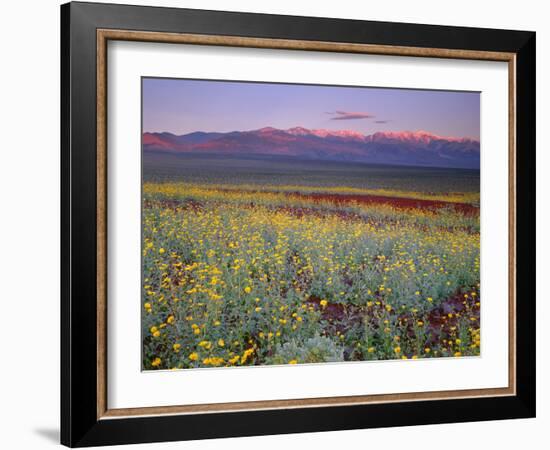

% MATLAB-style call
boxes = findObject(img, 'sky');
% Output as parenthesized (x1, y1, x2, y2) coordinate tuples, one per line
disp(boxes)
(142, 78, 480, 139)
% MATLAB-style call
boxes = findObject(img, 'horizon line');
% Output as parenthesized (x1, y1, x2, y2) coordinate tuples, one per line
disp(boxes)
(142, 126, 480, 142)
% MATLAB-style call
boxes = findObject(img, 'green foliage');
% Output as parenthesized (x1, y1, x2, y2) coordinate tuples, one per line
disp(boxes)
(266, 335, 345, 365)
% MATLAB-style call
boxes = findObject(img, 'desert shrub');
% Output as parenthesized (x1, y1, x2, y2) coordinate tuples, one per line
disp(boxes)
(266, 335, 344, 365)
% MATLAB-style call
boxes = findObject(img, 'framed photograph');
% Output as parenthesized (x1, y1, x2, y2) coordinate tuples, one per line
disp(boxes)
(61, 1, 536, 447)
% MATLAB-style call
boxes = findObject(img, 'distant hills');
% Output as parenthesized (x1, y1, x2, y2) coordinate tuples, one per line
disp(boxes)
(143, 127, 480, 169)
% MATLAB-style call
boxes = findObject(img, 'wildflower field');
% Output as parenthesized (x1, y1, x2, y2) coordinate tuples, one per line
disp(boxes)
(142, 156, 480, 370)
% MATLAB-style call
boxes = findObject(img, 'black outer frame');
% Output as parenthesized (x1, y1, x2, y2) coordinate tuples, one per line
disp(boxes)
(61, 1, 536, 447)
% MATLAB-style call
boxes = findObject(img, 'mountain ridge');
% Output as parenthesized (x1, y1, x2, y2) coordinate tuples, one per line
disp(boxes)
(143, 127, 480, 169)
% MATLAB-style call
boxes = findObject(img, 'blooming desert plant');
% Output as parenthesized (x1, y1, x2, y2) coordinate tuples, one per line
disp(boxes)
(142, 182, 480, 370)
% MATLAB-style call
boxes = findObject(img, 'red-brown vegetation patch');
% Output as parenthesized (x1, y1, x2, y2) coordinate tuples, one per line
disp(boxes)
(423, 290, 480, 344)
(306, 288, 480, 350)
(143, 198, 203, 212)
(292, 191, 479, 215)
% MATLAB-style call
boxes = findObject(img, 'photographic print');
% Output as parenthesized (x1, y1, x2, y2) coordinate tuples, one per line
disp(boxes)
(141, 78, 481, 370)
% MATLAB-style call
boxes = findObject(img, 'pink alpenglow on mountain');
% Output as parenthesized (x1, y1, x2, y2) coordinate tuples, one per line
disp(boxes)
(143, 127, 480, 169)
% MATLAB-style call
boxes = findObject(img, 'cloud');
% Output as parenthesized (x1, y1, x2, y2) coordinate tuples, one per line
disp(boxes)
(374, 120, 390, 124)
(326, 110, 375, 121)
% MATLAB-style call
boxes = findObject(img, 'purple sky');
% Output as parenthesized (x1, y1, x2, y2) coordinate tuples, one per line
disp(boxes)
(142, 78, 480, 139)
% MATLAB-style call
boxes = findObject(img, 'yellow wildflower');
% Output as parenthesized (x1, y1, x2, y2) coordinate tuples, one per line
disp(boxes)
(198, 340, 211, 350)
(151, 357, 161, 367)
(241, 348, 254, 364)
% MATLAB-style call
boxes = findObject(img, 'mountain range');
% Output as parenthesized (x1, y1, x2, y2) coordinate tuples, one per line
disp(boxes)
(143, 127, 480, 169)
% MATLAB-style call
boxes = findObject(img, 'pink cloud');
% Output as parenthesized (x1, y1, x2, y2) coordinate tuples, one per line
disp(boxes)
(327, 110, 375, 120)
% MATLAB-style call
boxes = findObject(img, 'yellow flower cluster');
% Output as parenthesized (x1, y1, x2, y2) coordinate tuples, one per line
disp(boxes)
(142, 181, 480, 370)
(144, 182, 480, 205)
